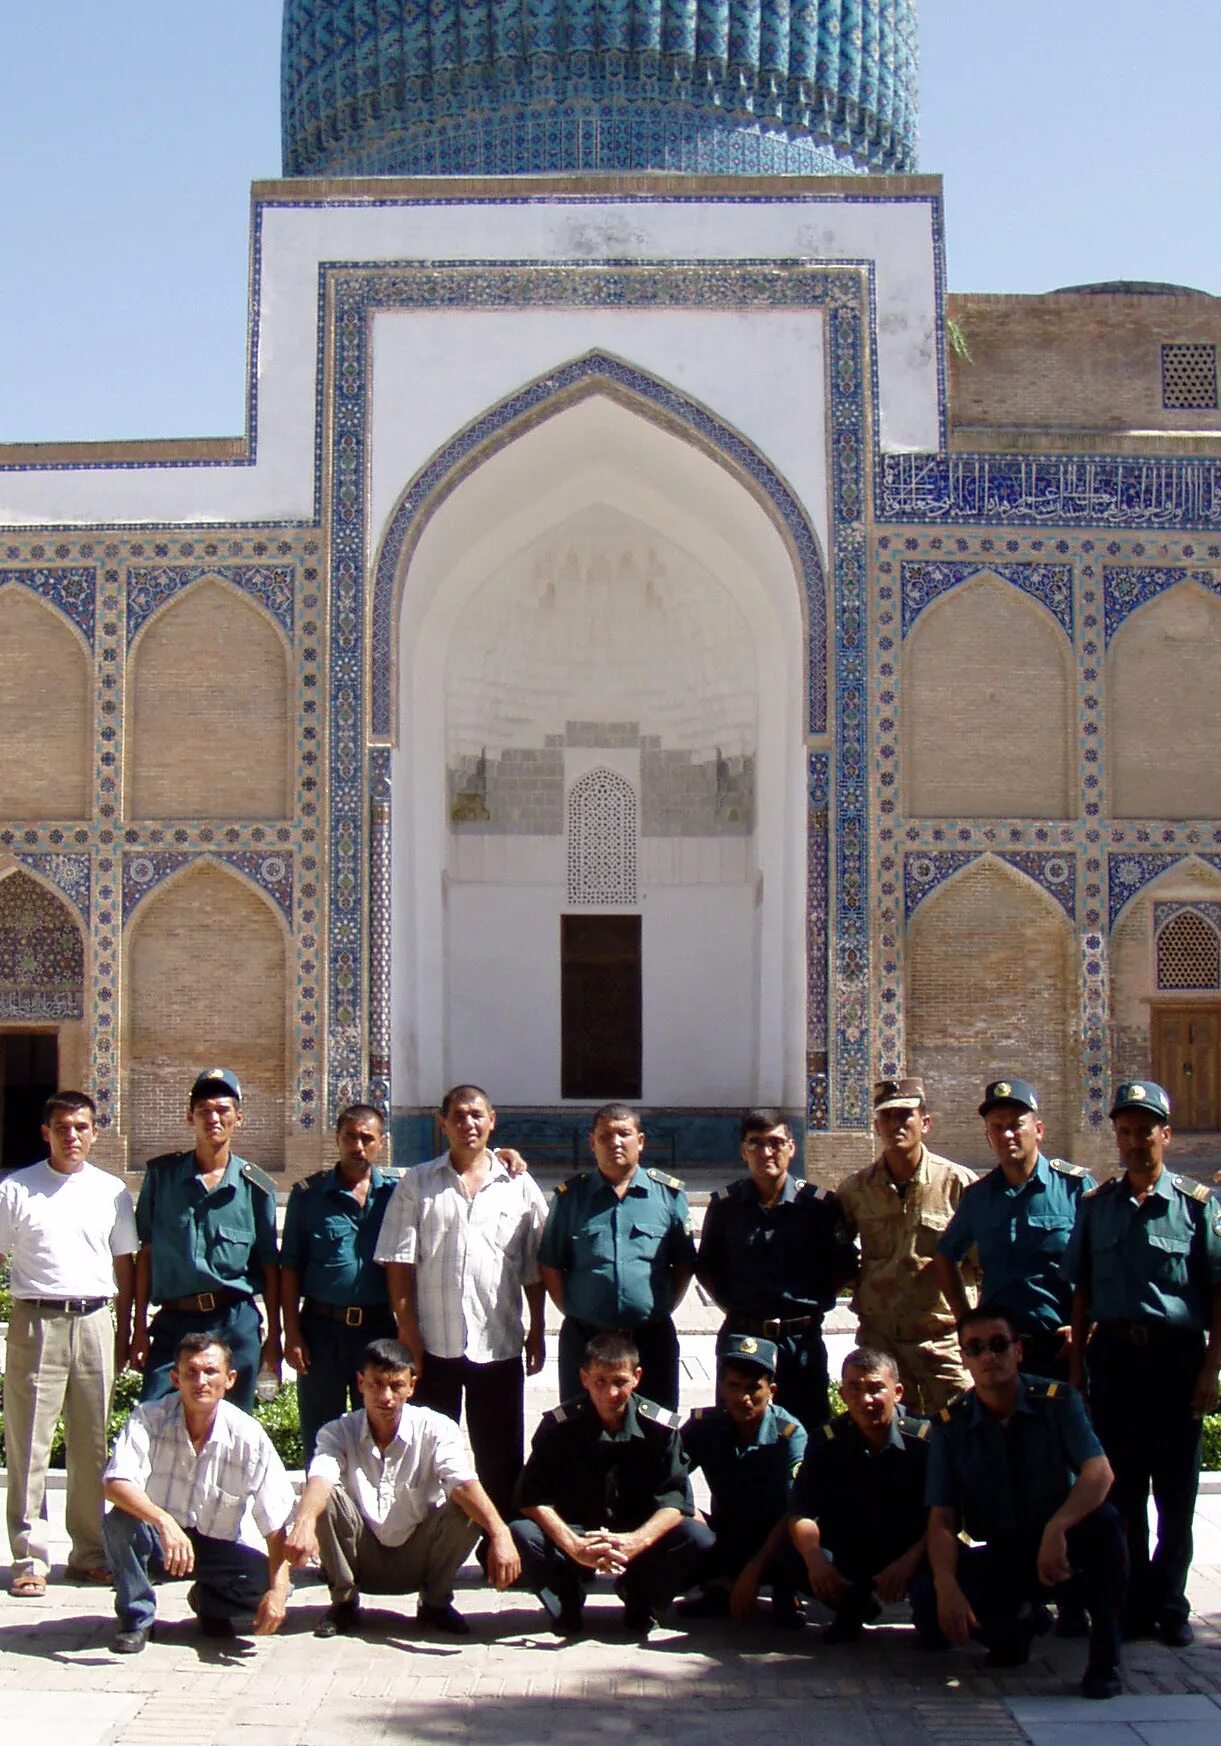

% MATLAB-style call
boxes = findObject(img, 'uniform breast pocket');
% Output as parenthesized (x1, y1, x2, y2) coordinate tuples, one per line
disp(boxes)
(630, 1220, 668, 1244)
(856, 1215, 895, 1263)
(1025, 1212, 1073, 1251)
(1146, 1231, 1192, 1284)
(207, 1222, 253, 1272)
(914, 1212, 950, 1257)
(323, 1213, 355, 1242)
(573, 1224, 615, 1267)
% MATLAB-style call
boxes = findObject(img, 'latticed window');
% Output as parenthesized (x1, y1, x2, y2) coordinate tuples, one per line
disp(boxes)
(1161, 343, 1218, 410)
(1156, 909, 1221, 990)
(567, 769, 638, 905)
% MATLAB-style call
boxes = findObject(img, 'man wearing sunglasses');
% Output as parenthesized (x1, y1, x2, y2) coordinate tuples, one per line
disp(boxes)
(925, 1305, 1124, 1700)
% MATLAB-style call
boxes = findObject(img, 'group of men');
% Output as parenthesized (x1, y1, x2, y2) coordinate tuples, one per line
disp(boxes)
(0, 1063, 1218, 1702)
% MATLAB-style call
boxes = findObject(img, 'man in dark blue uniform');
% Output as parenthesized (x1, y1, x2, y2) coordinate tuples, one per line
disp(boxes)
(130, 1069, 280, 1414)
(934, 1079, 1094, 1381)
(539, 1104, 694, 1410)
(509, 1331, 714, 1637)
(927, 1305, 1124, 1700)
(280, 1104, 398, 1463)
(1065, 1079, 1221, 1647)
(680, 1333, 807, 1627)
(696, 1108, 855, 1430)
(789, 1346, 938, 1645)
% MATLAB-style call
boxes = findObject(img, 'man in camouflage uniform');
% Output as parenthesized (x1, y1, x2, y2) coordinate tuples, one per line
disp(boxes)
(836, 1078, 977, 1414)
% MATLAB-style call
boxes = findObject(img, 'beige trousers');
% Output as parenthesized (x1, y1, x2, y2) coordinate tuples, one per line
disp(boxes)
(4, 1301, 114, 1576)
(856, 1321, 970, 1416)
(317, 1488, 479, 1609)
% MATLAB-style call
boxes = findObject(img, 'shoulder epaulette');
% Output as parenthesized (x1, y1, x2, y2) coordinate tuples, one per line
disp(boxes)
(1049, 1157, 1090, 1179)
(779, 1419, 798, 1439)
(646, 1167, 686, 1192)
(294, 1167, 331, 1193)
(820, 1412, 852, 1442)
(686, 1404, 718, 1421)
(1173, 1175, 1212, 1203)
(1084, 1175, 1121, 1200)
(937, 1391, 972, 1424)
(1024, 1378, 1062, 1401)
(240, 1159, 278, 1197)
(899, 1416, 931, 1441)
(636, 1397, 683, 1430)
(543, 1401, 574, 1424)
(144, 1150, 189, 1171)
(555, 1170, 590, 1196)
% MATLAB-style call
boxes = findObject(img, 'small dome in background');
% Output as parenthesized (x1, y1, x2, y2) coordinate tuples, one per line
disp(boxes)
(281, 0, 918, 179)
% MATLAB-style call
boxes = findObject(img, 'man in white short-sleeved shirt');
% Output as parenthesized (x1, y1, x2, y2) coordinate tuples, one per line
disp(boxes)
(375, 1083, 548, 1517)
(0, 1091, 137, 1594)
(286, 1336, 520, 1638)
(102, 1332, 295, 1653)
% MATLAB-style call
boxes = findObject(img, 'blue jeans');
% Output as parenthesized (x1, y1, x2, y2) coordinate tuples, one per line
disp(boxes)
(104, 1510, 270, 1633)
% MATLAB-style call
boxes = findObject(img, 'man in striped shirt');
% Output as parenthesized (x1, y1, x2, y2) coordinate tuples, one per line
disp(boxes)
(102, 1332, 296, 1654)
(375, 1084, 548, 1518)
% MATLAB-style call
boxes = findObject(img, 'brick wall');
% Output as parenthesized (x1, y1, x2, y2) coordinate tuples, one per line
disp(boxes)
(0, 590, 90, 818)
(128, 581, 290, 820)
(1109, 584, 1221, 819)
(906, 859, 1077, 1167)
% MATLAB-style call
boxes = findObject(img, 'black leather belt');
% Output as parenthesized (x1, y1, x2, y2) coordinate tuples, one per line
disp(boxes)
(22, 1296, 109, 1315)
(304, 1299, 382, 1327)
(731, 1314, 818, 1337)
(1095, 1320, 1201, 1347)
(164, 1289, 249, 1314)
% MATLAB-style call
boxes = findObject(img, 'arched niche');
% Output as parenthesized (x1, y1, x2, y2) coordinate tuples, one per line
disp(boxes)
(906, 856, 1077, 1164)
(1109, 582, 1221, 820)
(0, 589, 91, 819)
(127, 579, 291, 820)
(124, 859, 288, 1169)
(902, 574, 1073, 820)
(386, 391, 810, 1109)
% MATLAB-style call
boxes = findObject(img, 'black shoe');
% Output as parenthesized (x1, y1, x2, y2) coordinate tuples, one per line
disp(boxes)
(821, 1613, 865, 1646)
(622, 1603, 657, 1639)
(111, 1626, 151, 1655)
(537, 1588, 584, 1637)
(1157, 1617, 1194, 1648)
(197, 1615, 236, 1639)
(417, 1600, 471, 1636)
(1081, 1667, 1122, 1701)
(983, 1637, 1032, 1669)
(675, 1587, 730, 1620)
(769, 1592, 806, 1631)
(315, 1598, 361, 1639)
(1054, 1602, 1089, 1639)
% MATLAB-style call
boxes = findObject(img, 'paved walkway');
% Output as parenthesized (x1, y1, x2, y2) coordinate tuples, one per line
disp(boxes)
(4, 1301, 1221, 1745)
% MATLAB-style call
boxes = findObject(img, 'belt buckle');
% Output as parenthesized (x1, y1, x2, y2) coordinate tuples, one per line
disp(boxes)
(1130, 1324, 1150, 1347)
(344, 1306, 364, 1328)
(762, 1318, 782, 1338)
(196, 1292, 217, 1314)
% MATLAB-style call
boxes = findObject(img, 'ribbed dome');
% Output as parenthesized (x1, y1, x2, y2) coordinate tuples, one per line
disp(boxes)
(281, 0, 918, 178)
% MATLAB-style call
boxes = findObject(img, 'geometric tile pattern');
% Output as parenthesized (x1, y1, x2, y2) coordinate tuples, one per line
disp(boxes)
(1102, 564, 1221, 643)
(126, 563, 296, 644)
(0, 868, 85, 1021)
(121, 849, 294, 922)
(0, 567, 96, 645)
(901, 559, 1073, 638)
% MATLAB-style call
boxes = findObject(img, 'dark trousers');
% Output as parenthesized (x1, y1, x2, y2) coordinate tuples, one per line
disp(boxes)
(510, 1515, 714, 1620)
(955, 1506, 1126, 1674)
(702, 1531, 805, 1599)
(413, 1351, 524, 1521)
(558, 1316, 680, 1412)
(721, 1319, 829, 1431)
(104, 1513, 269, 1634)
(296, 1304, 396, 1465)
(1014, 1326, 1073, 1384)
(1087, 1327, 1203, 1628)
(142, 1297, 263, 1414)
(800, 1527, 940, 1639)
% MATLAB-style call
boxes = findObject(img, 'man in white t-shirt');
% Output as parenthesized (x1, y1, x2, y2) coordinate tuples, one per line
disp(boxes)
(375, 1084, 548, 1518)
(285, 1337, 520, 1637)
(0, 1090, 137, 1595)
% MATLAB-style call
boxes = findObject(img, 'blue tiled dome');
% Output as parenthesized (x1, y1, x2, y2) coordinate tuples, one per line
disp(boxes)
(281, 0, 918, 178)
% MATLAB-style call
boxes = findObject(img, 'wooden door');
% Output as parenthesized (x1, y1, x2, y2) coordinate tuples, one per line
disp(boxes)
(1152, 1006, 1221, 1130)
(560, 914, 642, 1100)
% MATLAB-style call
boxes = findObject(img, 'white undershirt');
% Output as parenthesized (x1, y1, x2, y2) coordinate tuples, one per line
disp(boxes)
(0, 1160, 138, 1298)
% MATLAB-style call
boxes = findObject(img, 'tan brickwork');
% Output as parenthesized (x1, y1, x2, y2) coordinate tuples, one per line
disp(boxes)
(0, 590, 91, 819)
(905, 858, 1077, 1167)
(903, 574, 1072, 818)
(948, 290, 1221, 435)
(1109, 583, 1221, 820)
(127, 581, 291, 820)
(124, 860, 288, 1172)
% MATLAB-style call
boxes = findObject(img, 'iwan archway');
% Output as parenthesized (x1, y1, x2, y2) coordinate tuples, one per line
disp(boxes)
(377, 362, 821, 1161)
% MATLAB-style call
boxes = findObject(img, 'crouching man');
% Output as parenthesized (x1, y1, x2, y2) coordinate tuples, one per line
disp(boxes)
(789, 1347, 939, 1645)
(285, 1338, 520, 1639)
(102, 1333, 295, 1653)
(510, 1331, 714, 1638)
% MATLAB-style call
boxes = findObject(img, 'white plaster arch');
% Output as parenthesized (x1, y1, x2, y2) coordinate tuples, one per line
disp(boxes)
(388, 392, 808, 1109)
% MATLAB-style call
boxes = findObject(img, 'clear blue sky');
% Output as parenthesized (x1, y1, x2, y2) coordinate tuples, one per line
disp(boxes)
(2, 1, 1218, 441)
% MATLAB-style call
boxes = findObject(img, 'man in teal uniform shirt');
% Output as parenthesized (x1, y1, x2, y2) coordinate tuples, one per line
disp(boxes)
(680, 1333, 807, 1626)
(131, 1069, 280, 1414)
(1065, 1079, 1221, 1647)
(539, 1104, 694, 1410)
(281, 1103, 397, 1463)
(934, 1078, 1094, 1380)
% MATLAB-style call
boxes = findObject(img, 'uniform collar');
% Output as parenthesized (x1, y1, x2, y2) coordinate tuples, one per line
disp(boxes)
(989, 1153, 1049, 1195)
(590, 1392, 645, 1441)
(1121, 1167, 1174, 1207)
(594, 1165, 647, 1197)
(964, 1373, 1035, 1427)
(328, 1164, 388, 1197)
(838, 1409, 906, 1454)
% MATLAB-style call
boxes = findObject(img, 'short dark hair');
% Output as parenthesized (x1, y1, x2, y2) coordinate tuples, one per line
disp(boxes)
(956, 1303, 1019, 1342)
(739, 1108, 791, 1141)
(42, 1090, 97, 1125)
(439, 1084, 491, 1117)
(841, 1345, 899, 1382)
(591, 1103, 640, 1133)
(358, 1337, 417, 1375)
(336, 1102, 384, 1134)
(582, 1331, 640, 1371)
(173, 1331, 233, 1368)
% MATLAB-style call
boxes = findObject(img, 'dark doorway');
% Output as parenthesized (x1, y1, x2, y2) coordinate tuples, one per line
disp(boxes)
(1, 1032, 59, 1171)
(561, 915, 642, 1099)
